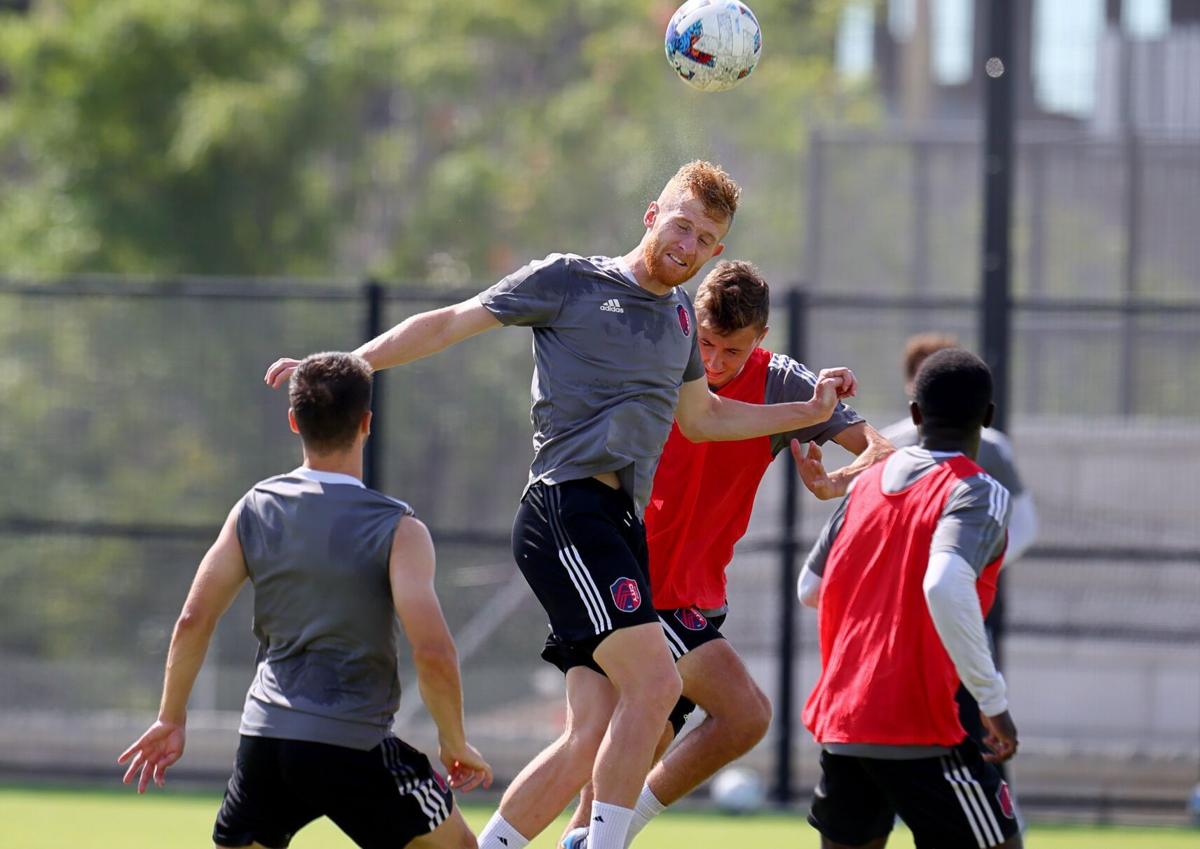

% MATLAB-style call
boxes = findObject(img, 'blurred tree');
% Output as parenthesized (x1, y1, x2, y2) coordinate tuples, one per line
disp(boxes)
(0, 0, 877, 281)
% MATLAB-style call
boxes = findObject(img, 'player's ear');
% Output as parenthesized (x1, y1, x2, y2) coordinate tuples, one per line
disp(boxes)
(644, 201, 659, 229)
(756, 324, 769, 346)
(712, 242, 725, 258)
(982, 402, 996, 429)
(361, 410, 373, 437)
(287, 408, 301, 435)
(909, 401, 922, 428)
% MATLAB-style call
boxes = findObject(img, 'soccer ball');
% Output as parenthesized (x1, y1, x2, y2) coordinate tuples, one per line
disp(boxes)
(665, 0, 762, 92)
(710, 766, 766, 814)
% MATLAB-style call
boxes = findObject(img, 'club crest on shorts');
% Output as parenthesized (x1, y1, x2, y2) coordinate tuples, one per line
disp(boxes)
(674, 607, 708, 631)
(676, 304, 691, 336)
(609, 577, 642, 612)
(996, 781, 1015, 818)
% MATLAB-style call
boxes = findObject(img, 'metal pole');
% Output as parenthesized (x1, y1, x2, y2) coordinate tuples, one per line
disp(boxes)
(363, 280, 386, 491)
(773, 287, 807, 804)
(980, 0, 1015, 666)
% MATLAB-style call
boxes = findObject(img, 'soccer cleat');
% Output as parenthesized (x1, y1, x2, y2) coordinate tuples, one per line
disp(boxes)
(561, 826, 588, 849)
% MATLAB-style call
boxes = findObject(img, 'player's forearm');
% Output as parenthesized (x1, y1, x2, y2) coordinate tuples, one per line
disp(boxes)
(354, 307, 458, 371)
(412, 646, 469, 749)
(826, 429, 894, 495)
(923, 552, 1008, 715)
(684, 395, 833, 443)
(157, 611, 218, 724)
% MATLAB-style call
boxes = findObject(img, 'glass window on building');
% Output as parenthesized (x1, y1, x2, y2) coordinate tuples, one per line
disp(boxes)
(1033, 0, 1105, 117)
(932, 0, 973, 85)
(837, 0, 877, 80)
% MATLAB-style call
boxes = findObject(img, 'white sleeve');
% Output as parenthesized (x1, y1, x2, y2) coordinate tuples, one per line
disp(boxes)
(797, 564, 822, 608)
(922, 551, 1008, 716)
(1004, 491, 1038, 563)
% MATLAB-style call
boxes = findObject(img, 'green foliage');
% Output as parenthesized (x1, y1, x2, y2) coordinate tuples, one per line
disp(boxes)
(0, 0, 878, 280)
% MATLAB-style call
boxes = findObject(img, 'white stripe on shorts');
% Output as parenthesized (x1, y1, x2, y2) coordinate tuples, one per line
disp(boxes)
(657, 614, 688, 659)
(952, 749, 1004, 845)
(546, 486, 613, 634)
(939, 753, 1001, 847)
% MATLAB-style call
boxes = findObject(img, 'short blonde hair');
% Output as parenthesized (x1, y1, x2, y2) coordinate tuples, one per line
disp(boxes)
(661, 160, 740, 222)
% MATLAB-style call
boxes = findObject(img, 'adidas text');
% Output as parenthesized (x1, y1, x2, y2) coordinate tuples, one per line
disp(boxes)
(599, 298, 624, 313)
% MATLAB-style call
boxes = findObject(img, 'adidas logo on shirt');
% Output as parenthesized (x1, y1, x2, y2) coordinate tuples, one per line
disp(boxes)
(599, 298, 624, 313)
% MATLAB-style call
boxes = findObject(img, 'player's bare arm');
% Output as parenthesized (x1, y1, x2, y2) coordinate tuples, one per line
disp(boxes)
(118, 504, 249, 793)
(791, 423, 894, 501)
(675, 367, 852, 443)
(389, 515, 493, 793)
(264, 297, 501, 389)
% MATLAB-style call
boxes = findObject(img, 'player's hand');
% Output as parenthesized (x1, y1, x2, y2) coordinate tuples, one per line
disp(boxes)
(117, 719, 186, 793)
(264, 357, 301, 389)
(816, 367, 857, 399)
(811, 376, 841, 416)
(981, 710, 1019, 763)
(790, 439, 844, 500)
(439, 740, 493, 793)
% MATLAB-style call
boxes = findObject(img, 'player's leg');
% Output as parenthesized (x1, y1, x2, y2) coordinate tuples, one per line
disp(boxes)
(408, 806, 478, 849)
(589, 622, 682, 847)
(807, 750, 896, 849)
(863, 741, 1022, 849)
(643, 635, 771, 807)
(485, 666, 618, 843)
(557, 722, 673, 848)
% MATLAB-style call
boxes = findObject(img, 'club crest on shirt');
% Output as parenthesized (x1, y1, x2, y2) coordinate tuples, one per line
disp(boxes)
(674, 607, 708, 631)
(609, 577, 643, 612)
(676, 304, 691, 336)
(996, 781, 1015, 818)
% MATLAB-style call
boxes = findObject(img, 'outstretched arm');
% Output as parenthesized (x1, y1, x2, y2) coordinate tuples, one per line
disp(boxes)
(791, 423, 894, 501)
(118, 505, 248, 792)
(264, 297, 500, 388)
(675, 367, 854, 444)
(389, 516, 493, 792)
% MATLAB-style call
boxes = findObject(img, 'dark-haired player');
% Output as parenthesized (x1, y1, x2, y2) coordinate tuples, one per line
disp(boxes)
(120, 352, 490, 849)
(559, 260, 891, 848)
(799, 348, 1022, 849)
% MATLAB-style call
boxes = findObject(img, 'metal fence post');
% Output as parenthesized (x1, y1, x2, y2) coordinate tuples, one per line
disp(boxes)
(980, 0, 1015, 671)
(363, 279, 386, 491)
(773, 286, 808, 804)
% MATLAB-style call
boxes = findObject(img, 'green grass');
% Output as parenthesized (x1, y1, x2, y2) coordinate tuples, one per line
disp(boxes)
(1, 786, 1195, 848)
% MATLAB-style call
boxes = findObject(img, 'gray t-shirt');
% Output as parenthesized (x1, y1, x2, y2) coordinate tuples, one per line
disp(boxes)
(236, 468, 413, 750)
(880, 417, 1025, 497)
(762, 352, 863, 455)
(479, 253, 704, 514)
(804, 447, 1011, 759)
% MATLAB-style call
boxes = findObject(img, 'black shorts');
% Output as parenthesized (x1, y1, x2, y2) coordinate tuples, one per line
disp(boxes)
(808, 740, 1020, 849)
(541, 605, 727, 735)
(514, 479, 658, 645)
(213, 735, 453, 849)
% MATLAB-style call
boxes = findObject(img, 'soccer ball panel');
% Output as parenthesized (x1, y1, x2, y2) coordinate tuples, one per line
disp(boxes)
(665, 0, 762, 92)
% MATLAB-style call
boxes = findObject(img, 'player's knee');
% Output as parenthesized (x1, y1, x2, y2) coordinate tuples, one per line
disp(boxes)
(623, 665, 682, 719)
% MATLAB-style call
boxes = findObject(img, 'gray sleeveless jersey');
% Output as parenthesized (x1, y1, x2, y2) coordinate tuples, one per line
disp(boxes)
(479, 253, 704, 514)
(236, 468, 414, 750)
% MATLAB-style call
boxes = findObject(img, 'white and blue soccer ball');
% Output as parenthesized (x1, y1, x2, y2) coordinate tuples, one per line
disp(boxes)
(710, 765, 767, 814)
(665, 0, 762, 92)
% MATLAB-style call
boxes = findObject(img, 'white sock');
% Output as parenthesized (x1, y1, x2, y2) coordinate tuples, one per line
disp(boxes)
(588, 801, 635, 849)
(624, 783, 666, 846)
(478, 810, 530, 849)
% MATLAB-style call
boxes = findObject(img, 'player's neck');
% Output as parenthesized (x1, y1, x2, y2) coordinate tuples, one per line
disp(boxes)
(620, 245, 672, 297)
(918, 426, 980, 459)
(301, 449, 364, 481)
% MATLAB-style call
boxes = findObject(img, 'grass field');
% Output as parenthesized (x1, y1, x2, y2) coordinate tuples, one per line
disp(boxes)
(2, 786, 1196, 849)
